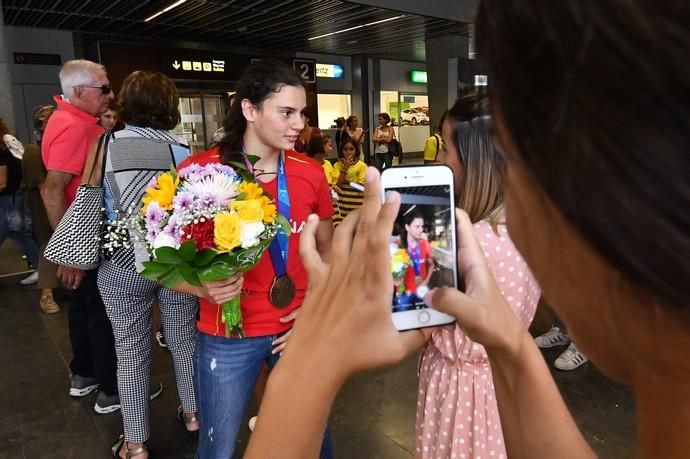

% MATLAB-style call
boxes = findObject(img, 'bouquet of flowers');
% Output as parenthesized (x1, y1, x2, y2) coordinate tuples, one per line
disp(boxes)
(391, 246, 412, 293)
(137, 161, 289, 337)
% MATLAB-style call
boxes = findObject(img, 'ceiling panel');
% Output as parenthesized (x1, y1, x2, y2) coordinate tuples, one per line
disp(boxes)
(2, 0, 469, 61)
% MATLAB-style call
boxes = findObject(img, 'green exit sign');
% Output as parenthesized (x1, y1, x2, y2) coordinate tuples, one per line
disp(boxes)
(410, 70, 427, 84)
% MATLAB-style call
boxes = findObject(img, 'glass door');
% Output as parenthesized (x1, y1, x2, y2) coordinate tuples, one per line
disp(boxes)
(173, 93, 228, 153)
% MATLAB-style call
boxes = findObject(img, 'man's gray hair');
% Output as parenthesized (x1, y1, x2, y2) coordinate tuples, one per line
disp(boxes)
(59, 60, 106, 100)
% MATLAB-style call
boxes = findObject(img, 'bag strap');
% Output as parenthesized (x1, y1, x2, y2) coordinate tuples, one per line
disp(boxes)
(433, 134, 441, 160)
(84, 132, 111, 186)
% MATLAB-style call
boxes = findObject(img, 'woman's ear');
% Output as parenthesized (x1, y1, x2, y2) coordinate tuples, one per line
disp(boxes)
(241, 99, 256, 123)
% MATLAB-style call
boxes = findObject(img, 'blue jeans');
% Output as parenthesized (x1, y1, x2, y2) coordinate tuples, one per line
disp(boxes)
(0, 192, 38, 268)
(195, 332, 333, 459)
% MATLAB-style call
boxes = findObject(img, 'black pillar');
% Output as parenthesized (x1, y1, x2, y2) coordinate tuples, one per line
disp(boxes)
(352, 54, 371, 164)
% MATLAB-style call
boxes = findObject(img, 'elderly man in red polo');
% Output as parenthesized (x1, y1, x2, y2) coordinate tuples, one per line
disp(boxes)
(40, 59, 122, 412)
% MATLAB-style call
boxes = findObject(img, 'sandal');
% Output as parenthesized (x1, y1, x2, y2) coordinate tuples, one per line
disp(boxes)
(176, 405, 200, 432)
(111, 434, 148, 458)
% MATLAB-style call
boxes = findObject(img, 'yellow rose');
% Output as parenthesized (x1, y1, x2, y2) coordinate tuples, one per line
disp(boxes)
(238, 181, 264, 200)
(142, 173, 178, 211)
(262, 203, 277, 223)
(214, 212, 242, 252)
(231, 199, 264, 223)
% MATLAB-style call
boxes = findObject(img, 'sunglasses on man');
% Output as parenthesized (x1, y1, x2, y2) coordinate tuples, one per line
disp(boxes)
(80, 84, 112, 95)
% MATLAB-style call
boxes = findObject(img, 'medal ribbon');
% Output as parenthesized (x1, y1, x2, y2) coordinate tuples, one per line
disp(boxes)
(268, 153, 290, 277)
(242, 150, 290, 277)
(408, 244, 422, 276)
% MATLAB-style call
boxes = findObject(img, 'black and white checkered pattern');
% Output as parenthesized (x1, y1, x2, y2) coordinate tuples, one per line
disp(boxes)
(44, 185, 104, 269)
(103, 127, 189, 271)
(98, 259, 199, 443)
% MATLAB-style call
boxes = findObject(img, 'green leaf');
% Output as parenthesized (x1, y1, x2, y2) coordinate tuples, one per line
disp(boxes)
(140, 265, 172, 282)
(236, 192, 247, 200)
(141, 261, 172, 275)
(241, 172, 255, 183)
(193, 249, 218, 267)
(169, 164, 178, 181)
(178, 264, 201, 287)
(178, 240, 196, 263)
(228, 161, 248, 172)
(245, 154, 260, 166)
(154, 246, 182, 264)
(275, 214, 292, 236)
(160, 268, 184, 289)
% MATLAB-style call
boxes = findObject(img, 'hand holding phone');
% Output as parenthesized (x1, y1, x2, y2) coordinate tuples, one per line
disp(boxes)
(381, 165, 457, 331)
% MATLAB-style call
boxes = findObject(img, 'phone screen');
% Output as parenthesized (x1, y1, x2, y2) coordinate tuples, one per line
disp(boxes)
(387, 185, 457, 313)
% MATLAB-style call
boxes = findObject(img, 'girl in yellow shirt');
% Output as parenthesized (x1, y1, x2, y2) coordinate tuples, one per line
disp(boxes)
(332, 138, 366, 225)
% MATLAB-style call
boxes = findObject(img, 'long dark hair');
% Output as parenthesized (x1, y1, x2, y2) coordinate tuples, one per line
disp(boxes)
(218, 60, 306, 164)
(476, 1, 690, 309)
(400, 212, 425, 249)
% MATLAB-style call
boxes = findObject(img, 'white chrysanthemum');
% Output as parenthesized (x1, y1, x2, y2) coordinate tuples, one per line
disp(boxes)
(239, 221, 265, 249)
(153, 232, 179, 250)
(182, 174, 238, 207)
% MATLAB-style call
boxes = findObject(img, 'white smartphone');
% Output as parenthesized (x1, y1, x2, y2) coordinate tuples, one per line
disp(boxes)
(381, 165, 458, 331)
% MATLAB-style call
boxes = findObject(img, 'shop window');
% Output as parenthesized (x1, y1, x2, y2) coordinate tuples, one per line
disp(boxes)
(317, 94, 351, 128)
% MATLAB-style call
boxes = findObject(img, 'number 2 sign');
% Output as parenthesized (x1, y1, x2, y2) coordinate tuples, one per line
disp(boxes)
(292, 59, 316, 83)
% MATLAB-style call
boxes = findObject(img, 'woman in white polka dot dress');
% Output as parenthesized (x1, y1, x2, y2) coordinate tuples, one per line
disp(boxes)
(415, 93, 540, 459)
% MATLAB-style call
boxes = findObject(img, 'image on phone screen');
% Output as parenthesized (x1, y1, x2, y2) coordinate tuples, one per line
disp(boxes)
(388, 185, 457, 313)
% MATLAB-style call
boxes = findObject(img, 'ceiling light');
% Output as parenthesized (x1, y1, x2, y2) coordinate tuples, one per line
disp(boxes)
(145, 0, 187, 22)
(308, 15, 406, 41)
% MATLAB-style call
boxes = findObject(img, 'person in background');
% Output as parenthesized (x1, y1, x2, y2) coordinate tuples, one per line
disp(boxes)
(345, 115, 365, 159)
(322, 134, 334, 159)
(332, 137, 367, 226)
(99, 100, 123, 132)
(422, 113, 446, 164)
(334, 116, 347, 152)
(373, 112, 395, 171)
(535, 320, 588, 371)
(306, 135, 338, 187)
(243, 1, 690, 458)
(175, 59, 335, 459)
(40, 59, 119, 407)
(97, 71, 194, 459)
(416, 92, 539, 458)
(294, 112, 320, 153)
(21, 105, 60, 313)
(0, 118, 39, 285)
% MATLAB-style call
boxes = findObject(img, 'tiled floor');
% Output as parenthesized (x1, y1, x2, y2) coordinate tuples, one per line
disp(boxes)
(0, 243, 635, 458)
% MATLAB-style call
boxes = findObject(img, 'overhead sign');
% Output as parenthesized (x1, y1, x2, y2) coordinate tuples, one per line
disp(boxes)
(474, 74, 488, 86)
(171, 58, 226, 73)
(316, 63, 344, 79)
(410, 70, 427, 84)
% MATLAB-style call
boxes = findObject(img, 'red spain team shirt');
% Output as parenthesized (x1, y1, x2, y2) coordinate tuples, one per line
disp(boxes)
(178, 147, 334, 337)
(403, 239, 433, 294)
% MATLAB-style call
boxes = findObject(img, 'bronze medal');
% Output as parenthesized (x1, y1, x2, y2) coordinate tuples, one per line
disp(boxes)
(270, 275, 296, 308)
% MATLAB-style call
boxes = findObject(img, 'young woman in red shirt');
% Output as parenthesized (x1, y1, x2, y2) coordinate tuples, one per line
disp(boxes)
(177, 60, 334, 458)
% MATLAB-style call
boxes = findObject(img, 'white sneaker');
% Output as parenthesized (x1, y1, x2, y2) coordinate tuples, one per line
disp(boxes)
(248, 416, 257, 432)
(20, 271, 39, 285)
(534, 326, 570, 349)
(554, 343, 589, 370)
